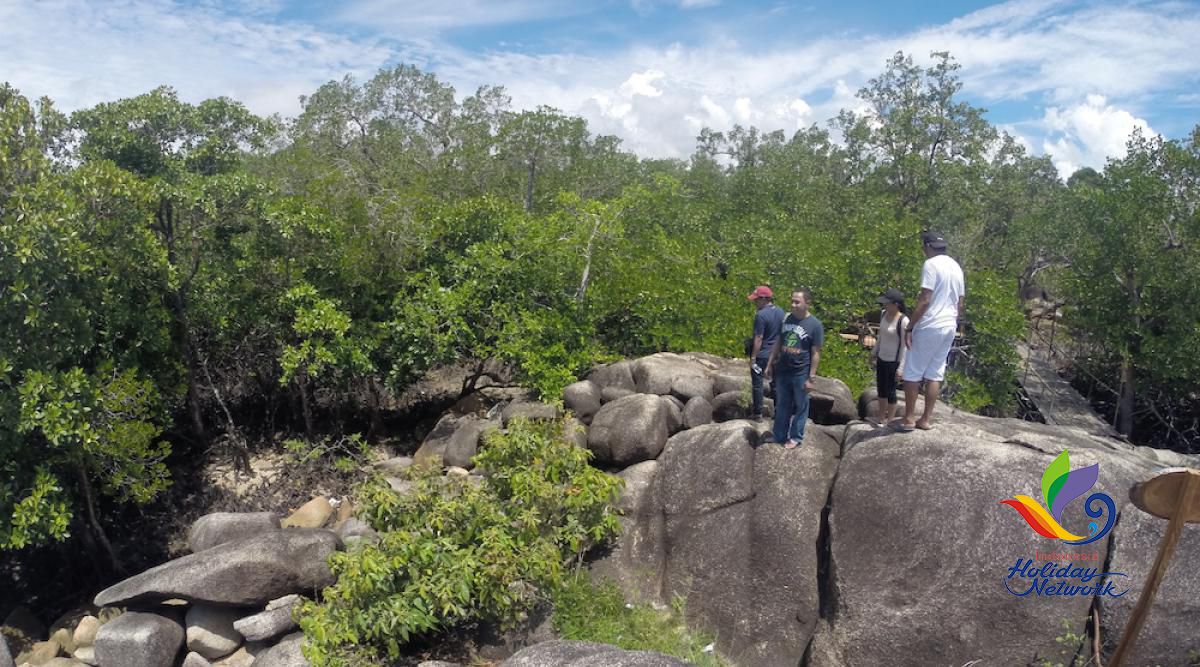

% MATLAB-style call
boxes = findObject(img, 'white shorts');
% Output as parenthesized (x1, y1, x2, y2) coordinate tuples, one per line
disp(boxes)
(903, 325, 956, 382)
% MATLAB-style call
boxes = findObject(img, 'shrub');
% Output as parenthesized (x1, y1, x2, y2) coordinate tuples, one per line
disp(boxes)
(298, 418, 622, 666)
(553, 574, 725, 666)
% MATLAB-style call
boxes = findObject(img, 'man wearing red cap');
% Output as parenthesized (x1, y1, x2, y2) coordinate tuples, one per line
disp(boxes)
(747, 285, 785, 421)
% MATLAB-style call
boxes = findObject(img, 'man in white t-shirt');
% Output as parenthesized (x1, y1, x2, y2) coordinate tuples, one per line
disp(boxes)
(897, 231, 964, 431)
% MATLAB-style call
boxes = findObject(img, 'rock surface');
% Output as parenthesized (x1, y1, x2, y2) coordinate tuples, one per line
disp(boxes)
(501, 400, 559, 426)
(807, 375, 856, 424)
(234, 597, 300, 642)
(281, 497, 333, 529)
(563, 381, 601, 424)
(252, 632, 307, 667)
(415, 414, 489, 469)
(501, 640, 690, 667)
(1102, 504, 1200, 667)
(188, 512, 281, 553)
(94, 530, 340, 607)
(587, 394, 671, 466)
(812, 417, 1159, 666)
(185, 605, 243, 660)
(93, 612, 183, 667)
(588, 361, 636, 394)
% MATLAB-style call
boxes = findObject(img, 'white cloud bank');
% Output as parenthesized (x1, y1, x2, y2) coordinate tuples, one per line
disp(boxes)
(1, 0, 1196, 175)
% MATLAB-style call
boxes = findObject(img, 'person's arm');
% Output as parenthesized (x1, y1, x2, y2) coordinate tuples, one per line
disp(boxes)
(904, 288, 932, 349)
(750, 311, 766, 361)
(869, 314, 878, 366)
(896, 316, 908, 376)
(764, 340, 779, 380)
(805, 323, 823, 390)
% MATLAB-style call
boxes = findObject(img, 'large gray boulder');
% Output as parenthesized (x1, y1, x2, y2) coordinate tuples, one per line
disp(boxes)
(94, 612, 183, 667)
(711, 370, 748, 396)
(94, 530, 340, 608)
(631, 353, 709, 396)
(599, 386, 634, 403)
(682, 396, 712, 429)
(813, 417, 1159, 667)
(587, 361, 636, 393)
(501, 640, 689, 667)
(588, 461, 664, 603)
(233, 596, 300, 642)
(501, 400, 560, 426)
(188, 512, 281, 553)
(1101, 504, 1200, 667)
(657, 422, 840, 666)
(0, 634, 12, 667)
(184, 606, 243, 660)
(710, 390, 750, 422)
(563, 381, 601, 424)
(252, 632, 307, 667)
(669, 374, 714, 403)
(587, 394, 671, 466)
(414, 414, 491, 469)
(807, 375, 856, 424)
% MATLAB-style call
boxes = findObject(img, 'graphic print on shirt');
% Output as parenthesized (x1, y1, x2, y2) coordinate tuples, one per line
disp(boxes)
(780, 322, 810, 356)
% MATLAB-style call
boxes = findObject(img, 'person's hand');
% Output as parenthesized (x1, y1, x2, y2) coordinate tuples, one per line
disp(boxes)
(764, 366, 773, 381)
(895, 368, 903, 382)
(804, 377, 814, 392)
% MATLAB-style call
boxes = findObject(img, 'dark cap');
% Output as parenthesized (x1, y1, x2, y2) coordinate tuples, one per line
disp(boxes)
(877, 288, 905, 306)
(922, 230, 948, 250)
(747, 285, 773, 300)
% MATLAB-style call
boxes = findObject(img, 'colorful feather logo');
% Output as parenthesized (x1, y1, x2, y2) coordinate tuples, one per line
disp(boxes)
(1000, 449, 1116, 545)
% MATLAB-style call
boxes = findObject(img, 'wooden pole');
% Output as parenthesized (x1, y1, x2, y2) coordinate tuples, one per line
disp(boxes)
(1108, 470, 1200, 667)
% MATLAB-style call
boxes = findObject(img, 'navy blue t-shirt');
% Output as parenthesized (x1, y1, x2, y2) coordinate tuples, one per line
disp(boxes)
(775, 314, 824, 376)
(753, 305, 785, 360)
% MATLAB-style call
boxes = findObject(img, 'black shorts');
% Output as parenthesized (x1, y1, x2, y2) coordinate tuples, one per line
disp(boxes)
(877, 359, 900, 403)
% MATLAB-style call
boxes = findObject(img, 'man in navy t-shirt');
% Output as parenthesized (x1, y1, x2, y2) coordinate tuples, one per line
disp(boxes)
(747, 285, 785, 420)
(765, 288, 824, 448)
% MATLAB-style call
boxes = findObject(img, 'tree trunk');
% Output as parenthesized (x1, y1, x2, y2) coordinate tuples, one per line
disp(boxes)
(366, 378, 385, 443)
(157, 199, 205, 437)
(524, 158, 536, 213)
(1117, 354, 1136, 437)
(298, 378, 315, 440)
(76, 464, 123, 575)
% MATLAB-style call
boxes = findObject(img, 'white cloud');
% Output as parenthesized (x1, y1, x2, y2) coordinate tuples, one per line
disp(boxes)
(1039, 95, 1154, 176)
(619, 70, 666, 98)
(335, 0, 590, 32)
(0, 0, 394, 117)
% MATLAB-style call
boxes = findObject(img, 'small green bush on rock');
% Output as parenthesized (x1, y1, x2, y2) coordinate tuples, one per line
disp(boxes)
(298, 418, 622, 666)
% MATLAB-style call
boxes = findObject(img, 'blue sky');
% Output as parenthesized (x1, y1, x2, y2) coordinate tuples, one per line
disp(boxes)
(2, 0, 1198, 174)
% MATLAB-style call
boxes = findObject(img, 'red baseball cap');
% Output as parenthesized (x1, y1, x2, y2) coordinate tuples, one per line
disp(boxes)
(746, 285, 773, 300)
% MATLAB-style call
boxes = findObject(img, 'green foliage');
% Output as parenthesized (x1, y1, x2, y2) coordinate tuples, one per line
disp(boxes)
(282, 434, 372, 474)
(817, 335, 875, 398)
(552, 574, 725, 666)
(298, 418, 622, 666)
(280, 283, 374, 386)
(1033, 618, 1087, 667)
(947, 269, 1025, 414)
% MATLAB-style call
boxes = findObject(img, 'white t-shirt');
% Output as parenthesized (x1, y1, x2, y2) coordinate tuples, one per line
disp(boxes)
(916, 254, 964, 331)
